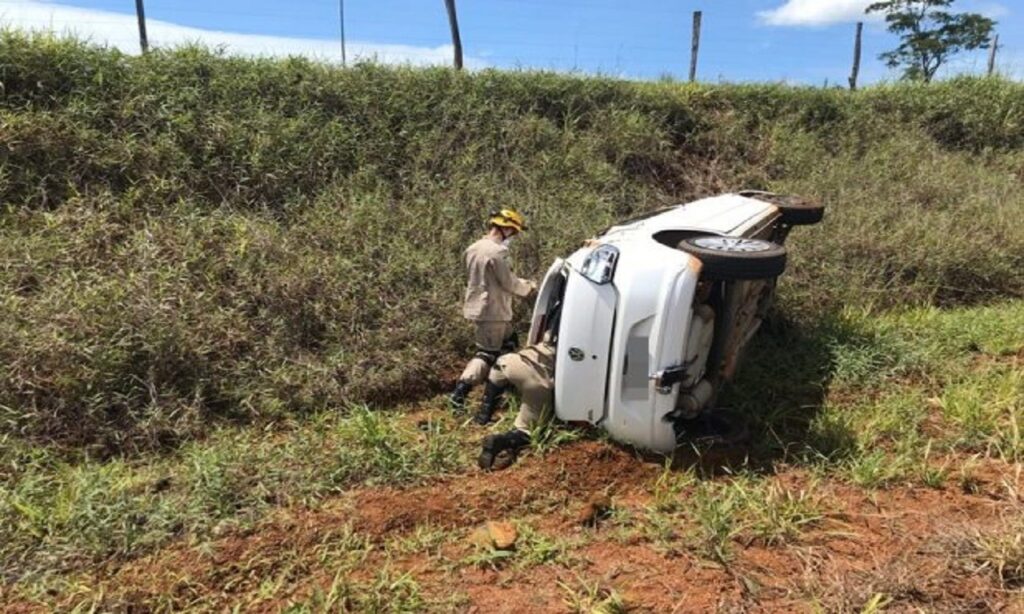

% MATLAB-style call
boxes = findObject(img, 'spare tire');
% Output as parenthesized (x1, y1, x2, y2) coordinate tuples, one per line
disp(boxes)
(739, 190, 825, 226)
(677, 236, 787, 280)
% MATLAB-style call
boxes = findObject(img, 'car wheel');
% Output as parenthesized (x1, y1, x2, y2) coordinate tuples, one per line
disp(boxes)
(677, 236, 787, 280)
(739, 190, 825, 226)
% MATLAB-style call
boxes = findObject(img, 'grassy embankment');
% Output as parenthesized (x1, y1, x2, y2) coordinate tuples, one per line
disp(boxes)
(1, 32, 1023, 610)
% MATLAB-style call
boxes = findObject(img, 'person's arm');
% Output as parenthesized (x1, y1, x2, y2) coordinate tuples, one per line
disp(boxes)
(490, 254, 535, 298)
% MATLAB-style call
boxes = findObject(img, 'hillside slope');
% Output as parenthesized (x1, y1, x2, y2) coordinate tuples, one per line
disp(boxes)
(1, 32, 1023, 452)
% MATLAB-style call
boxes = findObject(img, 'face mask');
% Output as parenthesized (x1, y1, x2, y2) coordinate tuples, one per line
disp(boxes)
(501, 230, 515, 247)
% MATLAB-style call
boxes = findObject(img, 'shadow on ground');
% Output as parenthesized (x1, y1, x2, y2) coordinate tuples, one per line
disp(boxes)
(659, 309, 871, 474)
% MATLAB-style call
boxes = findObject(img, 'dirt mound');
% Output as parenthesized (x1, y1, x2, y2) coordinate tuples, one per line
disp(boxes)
(352, 440, 656, 537)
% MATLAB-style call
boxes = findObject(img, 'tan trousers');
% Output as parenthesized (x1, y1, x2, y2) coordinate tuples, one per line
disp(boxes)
(458, 321, 512, 386)
(488, 351, 553, 433)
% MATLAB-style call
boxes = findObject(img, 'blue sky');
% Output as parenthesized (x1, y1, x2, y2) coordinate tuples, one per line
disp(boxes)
(3, 0, 1020, 83)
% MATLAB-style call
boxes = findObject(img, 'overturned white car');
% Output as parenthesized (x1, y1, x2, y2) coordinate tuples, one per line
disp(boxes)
(528, 191, 823, 453)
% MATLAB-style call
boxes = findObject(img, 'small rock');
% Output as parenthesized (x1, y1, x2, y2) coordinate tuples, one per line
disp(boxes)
(576, 493, 612, 527)
(487, 521, 518, 550)
(469, 521, 519, 550)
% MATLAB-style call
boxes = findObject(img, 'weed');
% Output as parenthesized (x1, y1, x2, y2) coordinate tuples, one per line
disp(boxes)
(529, 404, 583, 454)
(742, 482, 824, 546)
(968, 524, 1024, 588)
(917, 441, 950, 489)
(385, 524, 451, 558)
(461, 521, 578, 571)
(286, 568, 427, 613)
(687, 481, 740, 564)
(939, 368, 1023, 462)
(650, 462, 697, 514)
(845, 449, 910, 488)
(560, 576, 628, 614)
(860, 593, 894, 613)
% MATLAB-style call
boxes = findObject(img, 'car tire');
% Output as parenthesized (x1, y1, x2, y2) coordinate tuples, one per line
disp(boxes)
(739, 190, 825, 226)
(677, 236, 787, 280)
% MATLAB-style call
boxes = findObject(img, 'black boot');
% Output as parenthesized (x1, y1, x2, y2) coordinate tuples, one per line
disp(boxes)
(478, 429, 532, 471)
(449, 381, 473, 413)
(473, 381, 507, 425)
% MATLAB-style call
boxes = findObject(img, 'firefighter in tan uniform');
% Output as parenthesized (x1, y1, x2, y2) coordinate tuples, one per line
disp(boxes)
(475, 334, 556, 470)
(449, 209, 536, 411)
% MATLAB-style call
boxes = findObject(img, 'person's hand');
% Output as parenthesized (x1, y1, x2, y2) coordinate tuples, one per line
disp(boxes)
(583, 238, 601, 248)
(527, 280, 539, 298)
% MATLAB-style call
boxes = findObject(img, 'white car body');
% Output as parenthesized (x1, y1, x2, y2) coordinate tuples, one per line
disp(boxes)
(528, 193, 790, 453)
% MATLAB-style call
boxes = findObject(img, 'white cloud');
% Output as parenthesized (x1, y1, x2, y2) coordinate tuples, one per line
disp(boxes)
(759, 0, 1009, 27)
(0, 0, 485, 67)
(758, 0, 876, 26)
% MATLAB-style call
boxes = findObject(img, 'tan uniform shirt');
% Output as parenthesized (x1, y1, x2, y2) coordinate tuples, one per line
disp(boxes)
(462, 238, 533, 322)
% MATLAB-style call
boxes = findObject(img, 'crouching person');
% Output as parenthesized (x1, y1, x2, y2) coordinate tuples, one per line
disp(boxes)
(476, 334, 555, 470)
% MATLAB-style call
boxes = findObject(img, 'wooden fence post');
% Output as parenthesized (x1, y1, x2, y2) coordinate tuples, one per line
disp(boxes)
(849, 22, 863, 90)
(988, 33, 999, 76)
(339, 0, 347, 67)
(443, 0, 464, 70)
(689, 10, 702, 82)
(134, 0, 149, 54)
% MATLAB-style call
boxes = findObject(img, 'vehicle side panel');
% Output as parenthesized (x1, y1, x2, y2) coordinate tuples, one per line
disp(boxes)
(602, 241, 700, 453)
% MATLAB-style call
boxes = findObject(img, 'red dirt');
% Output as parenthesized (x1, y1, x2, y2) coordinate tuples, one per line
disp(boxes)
(15, 440, 1024, 612)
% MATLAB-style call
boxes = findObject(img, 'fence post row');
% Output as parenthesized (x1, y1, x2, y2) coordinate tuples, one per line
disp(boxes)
(130, 6, 1007, 82)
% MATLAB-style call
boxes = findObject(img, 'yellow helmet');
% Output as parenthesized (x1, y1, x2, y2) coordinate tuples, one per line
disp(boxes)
(489, 208, 527, 233)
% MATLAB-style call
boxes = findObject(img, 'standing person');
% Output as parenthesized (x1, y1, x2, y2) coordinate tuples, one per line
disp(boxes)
(449, 208, 536, 411)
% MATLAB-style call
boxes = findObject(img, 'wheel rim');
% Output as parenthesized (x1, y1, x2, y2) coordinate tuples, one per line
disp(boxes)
(692, 237, 772, 253)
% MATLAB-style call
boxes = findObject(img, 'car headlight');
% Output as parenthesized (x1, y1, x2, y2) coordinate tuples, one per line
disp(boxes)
(579, 244, 619, 285)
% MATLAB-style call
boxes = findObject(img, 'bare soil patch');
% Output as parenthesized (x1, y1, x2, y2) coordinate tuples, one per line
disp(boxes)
(23, 437, 1020, 612)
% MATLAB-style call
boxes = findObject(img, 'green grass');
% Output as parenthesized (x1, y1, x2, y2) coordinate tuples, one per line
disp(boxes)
(725, 301, 1024, 470)
(0, 406, 468, 585)
(637, 470, 825, 563)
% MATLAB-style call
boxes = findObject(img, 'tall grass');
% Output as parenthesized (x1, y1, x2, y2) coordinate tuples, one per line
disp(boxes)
(1, 31, 1023, 453)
